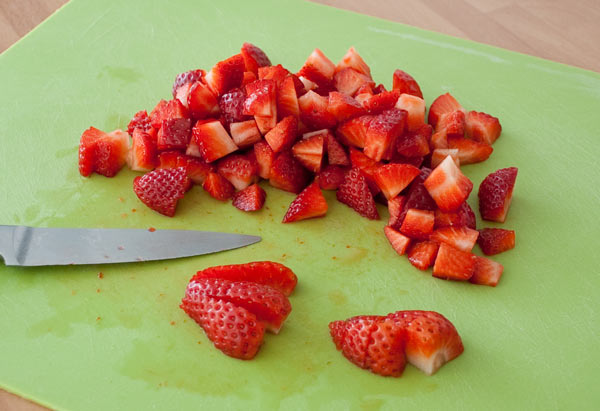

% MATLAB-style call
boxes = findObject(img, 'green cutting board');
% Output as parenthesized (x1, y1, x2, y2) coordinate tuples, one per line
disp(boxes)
(1, 0, 599, 409)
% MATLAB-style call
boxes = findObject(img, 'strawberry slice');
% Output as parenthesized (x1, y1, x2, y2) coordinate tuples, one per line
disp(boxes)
(277, 75, 301, 119)
(317, 165, 347, 190)
(477, 228, 515, 255)
(79, 127, 129, 177)
(230, 119, 262, 148)
(232, 183, 266, 212)
(384, 226, 411, 256)
(447, 136, 493, 165)
(127, 110, 152, 136)
(392, 69, 423, 99)
(202, 172, 235, 201)
(387, 195, 406, 228)
(434, 202, 477, 230)
(205, 53, 245, 97)
(326, 133, 350, 166)
(470, 256, 504, 287)
(364, 108, 406, 161)
(431, 148, 460, 168)
(253, 140, 275, 179)
(269, 151, 311, 194)
(333, 68, 375, 96)
(187, 81, 220, 120)
(241, 43, 271, 75)
(373, 163, 420, 200)
(184, 278, 291, 334)
(291, 133, 324, 173)
(336, 168, 380, 220)
(265, 116, 299, 153)
(192, 261, 298, 297)
(400, 208, 435, 240)
(432, 243, 475, 281)
(395, 94, 426, 131)
(361, 90, 401, 115)
(180, 295, 264, 360)
(396, 124, 432, 158)
(388, 310, 464, 375)
(424, 155, 473, 212)
(219, 87, 248, 127)
(335, 47, 372, 78)
(407, 241, 439, 270)
(297, 48, 335, 89)
(298, 90, 337, 130)
(172, 69, 205, 97)
(133, 167, 190, 216)
(191, 120, 238, 162)
(244, 79, 277, 117)
(430, 226, 479, 252)
(217, 153, 259, 191)
(329, 315, 382, 370)
(128, 128, 157, 172)
(336, 115, 372, 148)
(282, 181, 328, 223)
(428, 93, 463, 130)
(465, 111, 502, 145)
(478, 167, 518, 222)
(157, 118, 191, 151)
(327, 91, 366, 122)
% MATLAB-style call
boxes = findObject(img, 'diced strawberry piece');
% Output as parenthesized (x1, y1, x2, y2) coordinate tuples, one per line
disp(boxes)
(216, 153, 259, 191)
(432, 243, 475, 281)
(470, 256, 504, 287)
(392, 70, 423, 99)
(298, 90, 337, 130)
(407, 241, 439, 270)
(364, 108, 406, 162)
(128, 129, 157, 172)
(430, 130, 449, 150)
(317, 165, 347, 190)
(478, 167, 518, 222)
(241, 43, 272, 75)
(297, 48, 335, 88)
(400, 208, 435, 240)
(172, 69, 205, 97)
(431, 148, 460, 168)
(395, 94, 426, 132)
(291, 133, 324, 173)
(298, 75, 318, 93)
(437, 110, 465, 138)
(244, 79, 277, 117)
(387, 195, 406, 228)
(282, 181, 328, 223)
(184, 81, 220, 120)
(277, 76, 301, 119)
(384, 226, 411, 256)
(373, 163, 420, 200)
(388, 310, 463, 375)
(430, 226, 479, 252)
(362, 90, 401, 115)
(465, 111, 502, 145)
(127, 110, 152, 136)
(355, 83, 374, 95)
(149, 100, 168, 128)
(218, 87, 248, 127)
(229, 120, 262, 148)
(258, 64, 289, 86)
(424, 156, 473, 212)
(269, 151, 311, 194)
(434, 202, 477, 230)
(175, 82, 193, 108)
(396, 124, 432, 158)
(477, 228, 515, 255)
(202, 172, 235, 201)
(191, 120, 238, 162)
(157, 118, 191, 151)
(391, 154, 425, 168)
(265, 116, 298, 153)
(192, 261, 298, 297)
(232, 183, 266, 212)
(180, 294, 264, 360)
(348, 147, 381, 195)
(253, 140, 275, 179)
(185, 157, 215, 185)
(156, 150, 186, 170)
(79, 127, 129, 177)
(133, 167, 190, 216)
(149, 99, 189, 129)
(333, 68, 375, 96)
(447, 136, 493, 165)
(335, 47, 372, 78)
(242, 71, 257, 86)
(327, 91, 366, 122)
(336, 168, 380, 220)
(205, 53, 245, 97)
(336, 115, 372, 148)
(325, 133, 350, 166)
(428, 93, 463, 130)
(402, 167, 437, 214)
(372, 84, 387, 94)
(254, 114, 278, 135)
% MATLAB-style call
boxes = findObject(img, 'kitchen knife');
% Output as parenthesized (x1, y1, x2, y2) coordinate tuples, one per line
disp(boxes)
(0, 225, 261, 266)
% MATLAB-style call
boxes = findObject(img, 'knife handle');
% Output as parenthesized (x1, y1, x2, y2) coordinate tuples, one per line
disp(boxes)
(0, 225, 17, 266)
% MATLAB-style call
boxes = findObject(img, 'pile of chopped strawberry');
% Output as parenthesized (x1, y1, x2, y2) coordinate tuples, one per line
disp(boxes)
(180, 261, 297, 360)
(330, 310, 463, 377)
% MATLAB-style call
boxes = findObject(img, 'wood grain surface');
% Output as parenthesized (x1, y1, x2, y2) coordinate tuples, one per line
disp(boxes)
(0, 0, 597, 409)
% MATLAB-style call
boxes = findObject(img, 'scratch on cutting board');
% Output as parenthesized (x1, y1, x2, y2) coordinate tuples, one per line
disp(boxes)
(524, 62, 600, 99)
(366, 26, 509, 64)
(80, 6, 115, 38)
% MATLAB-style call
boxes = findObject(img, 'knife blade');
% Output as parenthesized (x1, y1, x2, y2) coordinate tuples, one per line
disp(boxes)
(0, 225, 261, 266)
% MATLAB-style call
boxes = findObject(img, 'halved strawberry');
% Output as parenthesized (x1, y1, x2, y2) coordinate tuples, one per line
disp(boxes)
(428, 93, 463, 130)
(291, 133, 324, 173)
(127, 110, 152, 136)
(172, 69, 205, 97)
(277, 75, 301, 119)
(317, 165, 347, 190)
(217, 153, 259, 191)
(241, 43, 271, 75)
(282, 181, 328, 223)
(232, 183, 266, 212)
(191, 120, 238, 162)
(326, 133, 350, 166)
(329, 315, 381, 370)
(79, 127, 129, 177)
(202, 172, 235, 201)
(269, 151, 311, 194)
(395, 94, 426, 131)
(128, 128, 157, 172)
(157, 118, 191, 151)
(465, 111, 502, 145)
(336, 115, 372, 148)
(244, 79, 277, 117)
(478, 167, 518, 222)
(149, 99, 189, 129)
(364, 108, 406, 162)
(407, 241, 439, 270)
(384, 226, 411, 256)
(186, 81, 220, 120)
(470, 256, 504, 287)
(431, 148, 460, 168)
(336, 168, 380, 220)
(477, 228, 515, 255)
(133, 167, 190, 216)
(424, 155, 473, 212)
(373, 163, 420, 200)
(388, 310, 463, 375)
(253, 140, 275, 179)
(392, 70, 423, 99)
(297, 48, 335, 88)
(327, 91, 366, 122)
(396, 124, 432, 158)
(434, 202, 476, 230)
(218, 87, 248, 127)
(432, 243, 475, 281)
(186, 157, 215, 185)
(333, 68, 375, 96)
(265, 116, 298, 153)
(361, 90, 401, 115)
(430, 226, 479, 252)
(192, 261, 298, 297)
(387, 195, 406, 228)
(400, 208, 435, 240)
(437, 110, 465, 138)
(298, 90, 337, 130)
(230, 119, 262, 148)
(205, 53, 245, 97)
(447, 136, 493, 165)
(335, 47, 372, 78)
(180, 294, 264, 360)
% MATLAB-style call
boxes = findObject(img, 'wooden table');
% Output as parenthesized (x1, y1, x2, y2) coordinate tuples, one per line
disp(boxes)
(0, 0, 598, 409)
